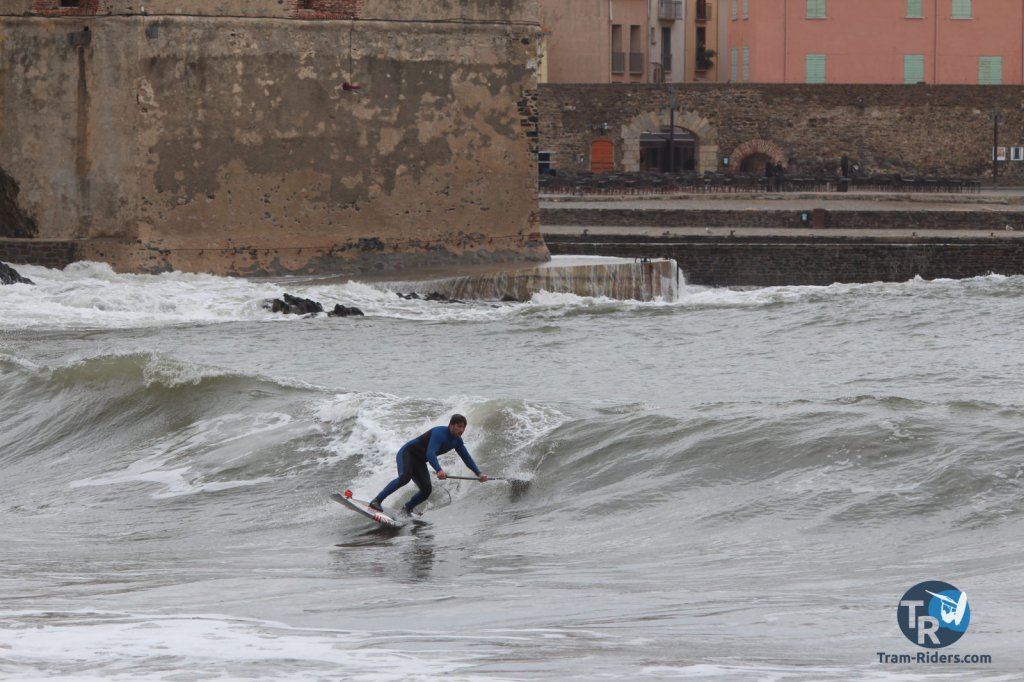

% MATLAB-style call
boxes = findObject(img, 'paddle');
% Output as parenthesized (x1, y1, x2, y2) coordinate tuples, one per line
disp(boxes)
(442, 474, 531, 490)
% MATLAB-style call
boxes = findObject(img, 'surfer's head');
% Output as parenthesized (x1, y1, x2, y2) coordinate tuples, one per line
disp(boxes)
(449, 413, 467, 437)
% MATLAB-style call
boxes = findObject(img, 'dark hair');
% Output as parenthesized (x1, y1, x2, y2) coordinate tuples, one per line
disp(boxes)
(449, 413, 467, 426)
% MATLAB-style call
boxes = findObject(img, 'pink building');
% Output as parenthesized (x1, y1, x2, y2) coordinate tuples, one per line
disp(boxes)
(727, 0, 1024, 84)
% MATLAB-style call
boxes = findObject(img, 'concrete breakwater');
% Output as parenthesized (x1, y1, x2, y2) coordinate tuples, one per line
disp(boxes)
(379, 256, 679, 302)
(541, 192, 1024, 287)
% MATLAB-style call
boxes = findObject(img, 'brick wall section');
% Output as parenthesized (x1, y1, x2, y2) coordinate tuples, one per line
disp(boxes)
(539, 83, 1024, 184)
(0, 239, 79, 269)
(541, 208, 1023, 231)
(290, 0, 363, 20)
(33, 1, 109, 16)
(544, 234, 1024, 287)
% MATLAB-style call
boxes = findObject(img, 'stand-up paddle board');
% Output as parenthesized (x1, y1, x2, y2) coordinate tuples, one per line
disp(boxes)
(331, 489, 407, 528)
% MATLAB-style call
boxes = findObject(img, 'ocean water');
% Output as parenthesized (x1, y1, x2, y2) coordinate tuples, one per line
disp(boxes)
(1, 258, 1022, 681)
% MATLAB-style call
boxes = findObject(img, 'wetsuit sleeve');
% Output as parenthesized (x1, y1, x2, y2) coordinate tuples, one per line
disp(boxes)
(454, 440, 481, 476)
(425, 427, 446, 472)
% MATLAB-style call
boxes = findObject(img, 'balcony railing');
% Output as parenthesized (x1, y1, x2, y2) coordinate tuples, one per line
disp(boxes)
(658, 0, 683, 20)
(629, 52, 645, 74)
(612, 51, 625, 74)
(696, 0, 711, 21)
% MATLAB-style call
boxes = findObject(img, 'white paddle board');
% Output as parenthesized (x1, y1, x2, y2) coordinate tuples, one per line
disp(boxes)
(331, 490, 407, 528)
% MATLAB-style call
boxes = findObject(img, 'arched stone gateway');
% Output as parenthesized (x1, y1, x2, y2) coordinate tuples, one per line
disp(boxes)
(621, 110, 719, 173)
(730, 139, 787, 173)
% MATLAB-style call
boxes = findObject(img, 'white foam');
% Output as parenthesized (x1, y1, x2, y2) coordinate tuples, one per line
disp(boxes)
(0, 610, 477, 681)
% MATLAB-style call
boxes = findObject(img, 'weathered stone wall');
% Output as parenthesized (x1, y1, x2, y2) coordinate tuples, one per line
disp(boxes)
(544, 234, 1024, 287)
(541, 207, 1023, 231)
(15, 1, 537, 22)
(0, 239, 79, 269)
(0, 3, 546, 275)
(539, 83, 1024, 183)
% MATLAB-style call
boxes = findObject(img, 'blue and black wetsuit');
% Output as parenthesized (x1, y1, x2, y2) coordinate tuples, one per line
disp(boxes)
(374, 425, 481, 511)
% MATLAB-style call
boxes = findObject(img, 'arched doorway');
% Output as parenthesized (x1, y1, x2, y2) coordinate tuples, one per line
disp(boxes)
(729, 139, 787, 174)
(639, 128, 696, 172)
(740, 152, 772, 174)
(590, 139, 613, 173)
(622, 109, 719, 174)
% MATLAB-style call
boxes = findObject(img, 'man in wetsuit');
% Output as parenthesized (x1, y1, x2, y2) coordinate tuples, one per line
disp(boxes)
(369, 414, 487, 516)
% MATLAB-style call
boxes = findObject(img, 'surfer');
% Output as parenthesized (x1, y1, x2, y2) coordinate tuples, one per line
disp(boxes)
(369, 414, 487, 515)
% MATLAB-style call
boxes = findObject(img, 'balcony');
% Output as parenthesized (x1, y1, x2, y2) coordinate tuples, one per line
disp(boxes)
(696, 0, 711, 22)
(658, 0, 683, 20)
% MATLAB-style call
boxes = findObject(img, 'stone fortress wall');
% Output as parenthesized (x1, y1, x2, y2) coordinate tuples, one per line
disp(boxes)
(0, 1, 548, 275)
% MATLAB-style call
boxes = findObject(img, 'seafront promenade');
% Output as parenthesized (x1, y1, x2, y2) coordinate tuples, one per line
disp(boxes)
(540, 188, 1024, 286)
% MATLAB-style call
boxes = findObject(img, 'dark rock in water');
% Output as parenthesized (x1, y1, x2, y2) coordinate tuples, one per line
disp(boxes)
(0, 262, 33, 285)
(328, 304, 364, 317)
(263, 293, 364, 318)
(264, 293, 324, 315)
(500, 295, 520, 303)
(397, 291, 463, 304)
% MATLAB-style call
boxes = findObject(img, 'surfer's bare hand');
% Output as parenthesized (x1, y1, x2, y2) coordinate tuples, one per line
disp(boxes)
(478, 473, 488, 482)
(436, 470, 447, 480)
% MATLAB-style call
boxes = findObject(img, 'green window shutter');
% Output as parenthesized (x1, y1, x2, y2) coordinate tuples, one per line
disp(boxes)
(906, 0, 923, 18)
(806, 0, 826, 18)
(806, 54, 826, 83)
(731, 48, 738, 81)
(743, 46, 750, 81)
(903, 55, 924, 83)
(952, 0, 971, 19)
(743, 0, 749, 19)
(978, 57, 1002, 85)
(731, 0, 737, 19)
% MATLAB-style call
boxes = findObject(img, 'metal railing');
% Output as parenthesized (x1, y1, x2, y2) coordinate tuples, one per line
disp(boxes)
(629, 52, 645, 74)
(612, 51, 625, 73)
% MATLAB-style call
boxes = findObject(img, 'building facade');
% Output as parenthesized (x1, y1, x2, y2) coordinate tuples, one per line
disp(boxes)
(538, 0, 726, 84)
(728, 0, 1024, 84)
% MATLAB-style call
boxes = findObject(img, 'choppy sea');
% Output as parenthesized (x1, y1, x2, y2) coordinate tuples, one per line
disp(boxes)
(1, 258, 1022, 681)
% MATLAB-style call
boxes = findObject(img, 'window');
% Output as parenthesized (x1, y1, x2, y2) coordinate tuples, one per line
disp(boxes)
(952, 0, 971, 19)
(1011, 147, 1024, 162)
(300, 0, 315, 9)
(743, 46, 750, 81)
(60, 0, 81, 6)
(906, 0, 923, 17)
(904, 54, 924, 83)
(743, 0, 749, 19)
(806, 54, 826, 83)
(661, 26, 672, 70)
(978, 56, 1002, 84)
(731, 0, 738, 20)
(629, 25, 644, 74)
(731, 47, 738, 81)
(806, 0, 826, 18)
(611, 25, 624, 73)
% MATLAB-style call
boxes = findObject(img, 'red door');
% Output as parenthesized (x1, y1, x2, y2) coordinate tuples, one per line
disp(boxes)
(591, 139, 613, 173)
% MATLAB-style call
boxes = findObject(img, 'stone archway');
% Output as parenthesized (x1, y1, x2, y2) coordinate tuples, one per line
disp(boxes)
(621, 109, 719, 173)
(730, 139, 787, 173)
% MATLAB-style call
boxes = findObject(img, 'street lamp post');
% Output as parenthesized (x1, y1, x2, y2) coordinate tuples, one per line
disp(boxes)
(661, 90, 679, 173)
(990, 106, 1004, 189)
